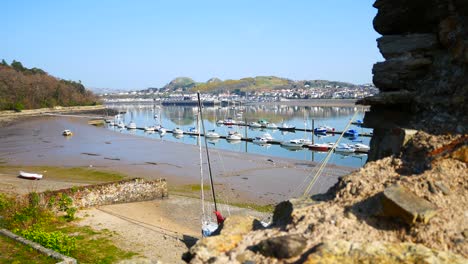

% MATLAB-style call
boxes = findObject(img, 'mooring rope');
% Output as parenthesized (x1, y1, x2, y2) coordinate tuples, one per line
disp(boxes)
(302, 110, 359, 197)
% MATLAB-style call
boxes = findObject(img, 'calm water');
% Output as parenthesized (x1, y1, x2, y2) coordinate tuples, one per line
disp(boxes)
(104, 104, 372, 168)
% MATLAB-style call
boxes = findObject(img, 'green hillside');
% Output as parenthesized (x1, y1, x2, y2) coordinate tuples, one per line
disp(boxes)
(159, 76, 357, 94)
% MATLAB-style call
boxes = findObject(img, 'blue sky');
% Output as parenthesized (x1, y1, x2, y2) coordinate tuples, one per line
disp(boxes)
(2, 0, 382, 90)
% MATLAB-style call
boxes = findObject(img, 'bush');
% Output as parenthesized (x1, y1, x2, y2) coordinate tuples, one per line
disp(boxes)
(16, 226, 76, 255)
(57, 193, 76, 221)
(0, 193, 12, 212)
(12, 102, 25, 112)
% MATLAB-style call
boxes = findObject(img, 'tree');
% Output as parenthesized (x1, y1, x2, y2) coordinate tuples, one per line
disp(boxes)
(11, 60, 25, 72)
(1, 59, 7, 66)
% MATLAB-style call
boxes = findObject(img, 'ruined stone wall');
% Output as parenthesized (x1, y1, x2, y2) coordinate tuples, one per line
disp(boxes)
(359, 0, 468, 161)
(40, 178, 168, 208)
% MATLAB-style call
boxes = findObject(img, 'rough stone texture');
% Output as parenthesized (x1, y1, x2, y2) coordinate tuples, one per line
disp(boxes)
(190, 150, 468, 263)
(257, 235, 307, 259)
(377, 34, 439, 59)
(373, 0, 451, 35)
(305, 240, 466, 264)
(40, 178, 167, 209)
(359, 0, 468, 161)
(381, 184, 438, 224)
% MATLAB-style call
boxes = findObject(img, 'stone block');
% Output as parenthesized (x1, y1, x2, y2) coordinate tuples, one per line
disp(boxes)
(373, 0, 450, 35)
(381, 184, 437, 224)
(357, 91, 413, 106)
(378, 34, 439, 59)
(372, 57, 432, 91)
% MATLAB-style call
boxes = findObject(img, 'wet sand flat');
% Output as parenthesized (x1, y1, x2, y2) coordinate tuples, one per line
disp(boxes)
(0, 115, 356, 205)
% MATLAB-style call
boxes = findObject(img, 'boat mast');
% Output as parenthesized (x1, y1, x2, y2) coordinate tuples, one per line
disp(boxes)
(197, 92, 219, 212)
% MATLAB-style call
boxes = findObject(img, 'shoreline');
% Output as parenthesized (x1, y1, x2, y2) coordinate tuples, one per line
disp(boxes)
(246, 98, 368, 107)
(0, 113, 355, 205)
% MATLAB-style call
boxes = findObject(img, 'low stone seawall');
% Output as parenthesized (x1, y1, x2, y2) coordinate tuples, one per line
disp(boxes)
(40, 178, 168, 208)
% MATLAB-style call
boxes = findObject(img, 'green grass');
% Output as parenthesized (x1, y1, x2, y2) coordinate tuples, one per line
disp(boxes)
(0, 165, 125, 183)
(57, 225, 137, 263)
(0, 235, 57, 264)
(0, 193, 137, 263)
(225, 201, 274, 213)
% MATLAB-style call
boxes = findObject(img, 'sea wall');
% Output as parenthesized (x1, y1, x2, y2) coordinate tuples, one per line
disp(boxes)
(40, 178, 168, 208)
(359, 0, 468, 161)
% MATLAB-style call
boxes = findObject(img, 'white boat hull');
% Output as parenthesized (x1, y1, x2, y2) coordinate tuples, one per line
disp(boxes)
(19, 171, 43, 180)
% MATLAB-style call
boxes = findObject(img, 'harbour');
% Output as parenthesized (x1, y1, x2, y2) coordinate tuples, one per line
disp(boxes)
(103, 103, 373, 168)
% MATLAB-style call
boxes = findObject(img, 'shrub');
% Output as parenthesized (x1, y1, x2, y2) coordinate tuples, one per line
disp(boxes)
(16, 226, 76, 255)
(57, 193, 76, 221)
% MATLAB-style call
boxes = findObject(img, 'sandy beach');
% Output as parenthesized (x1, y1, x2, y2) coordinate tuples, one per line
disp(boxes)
(0, 113, 356, 262)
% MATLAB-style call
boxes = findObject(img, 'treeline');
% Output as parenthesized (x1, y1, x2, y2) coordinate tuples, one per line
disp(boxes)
(0, 60, 100, 111)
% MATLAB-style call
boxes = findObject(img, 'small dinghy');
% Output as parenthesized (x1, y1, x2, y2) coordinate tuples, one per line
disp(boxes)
(19, 171, 43, 180)
(62, 129, 73, 136)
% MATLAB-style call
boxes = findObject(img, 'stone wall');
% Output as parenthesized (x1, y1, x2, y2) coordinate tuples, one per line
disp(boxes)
(40, 178, 168, 208)
(359, 0, 468, 161)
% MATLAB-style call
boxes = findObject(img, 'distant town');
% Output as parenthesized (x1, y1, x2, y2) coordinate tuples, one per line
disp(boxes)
(99, 78, 378, 105)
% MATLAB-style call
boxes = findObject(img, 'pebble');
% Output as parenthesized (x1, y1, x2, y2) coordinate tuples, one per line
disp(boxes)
(434, 181, 450, 195)
(427, 180, 437, 194)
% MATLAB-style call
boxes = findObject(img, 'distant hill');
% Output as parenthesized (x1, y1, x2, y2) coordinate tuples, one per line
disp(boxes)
(0, 60, 99, 111)
(161, 77, 196, 92)
(158, 76, 358, 94)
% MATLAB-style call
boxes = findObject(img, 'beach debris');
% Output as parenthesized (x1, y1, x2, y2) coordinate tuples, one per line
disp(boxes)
(144, 162, 182, 168)
(81, 152, 100, 156)
(104, 157, 120, 161)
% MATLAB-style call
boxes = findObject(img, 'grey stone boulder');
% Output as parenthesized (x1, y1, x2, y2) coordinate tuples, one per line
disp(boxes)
(380, 184, 437, 224)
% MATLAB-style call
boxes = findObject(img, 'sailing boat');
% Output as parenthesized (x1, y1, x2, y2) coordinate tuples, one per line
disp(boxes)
(280, 112, 311, 149)
(172, 109, 184, 135)
(196, 92, 225, 237)
(205, 109, 220, 138)
(144, 107, 156, 132)
(127, 111, 137, 129)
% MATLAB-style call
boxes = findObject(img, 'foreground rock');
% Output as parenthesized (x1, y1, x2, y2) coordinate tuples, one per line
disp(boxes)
(306, 240, 466, 264)
(187, 132, 467, 262)
(380, 184, 438, 225)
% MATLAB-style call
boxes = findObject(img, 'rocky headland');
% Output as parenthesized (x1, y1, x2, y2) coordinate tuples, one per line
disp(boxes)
(186, 1, 468, 263)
